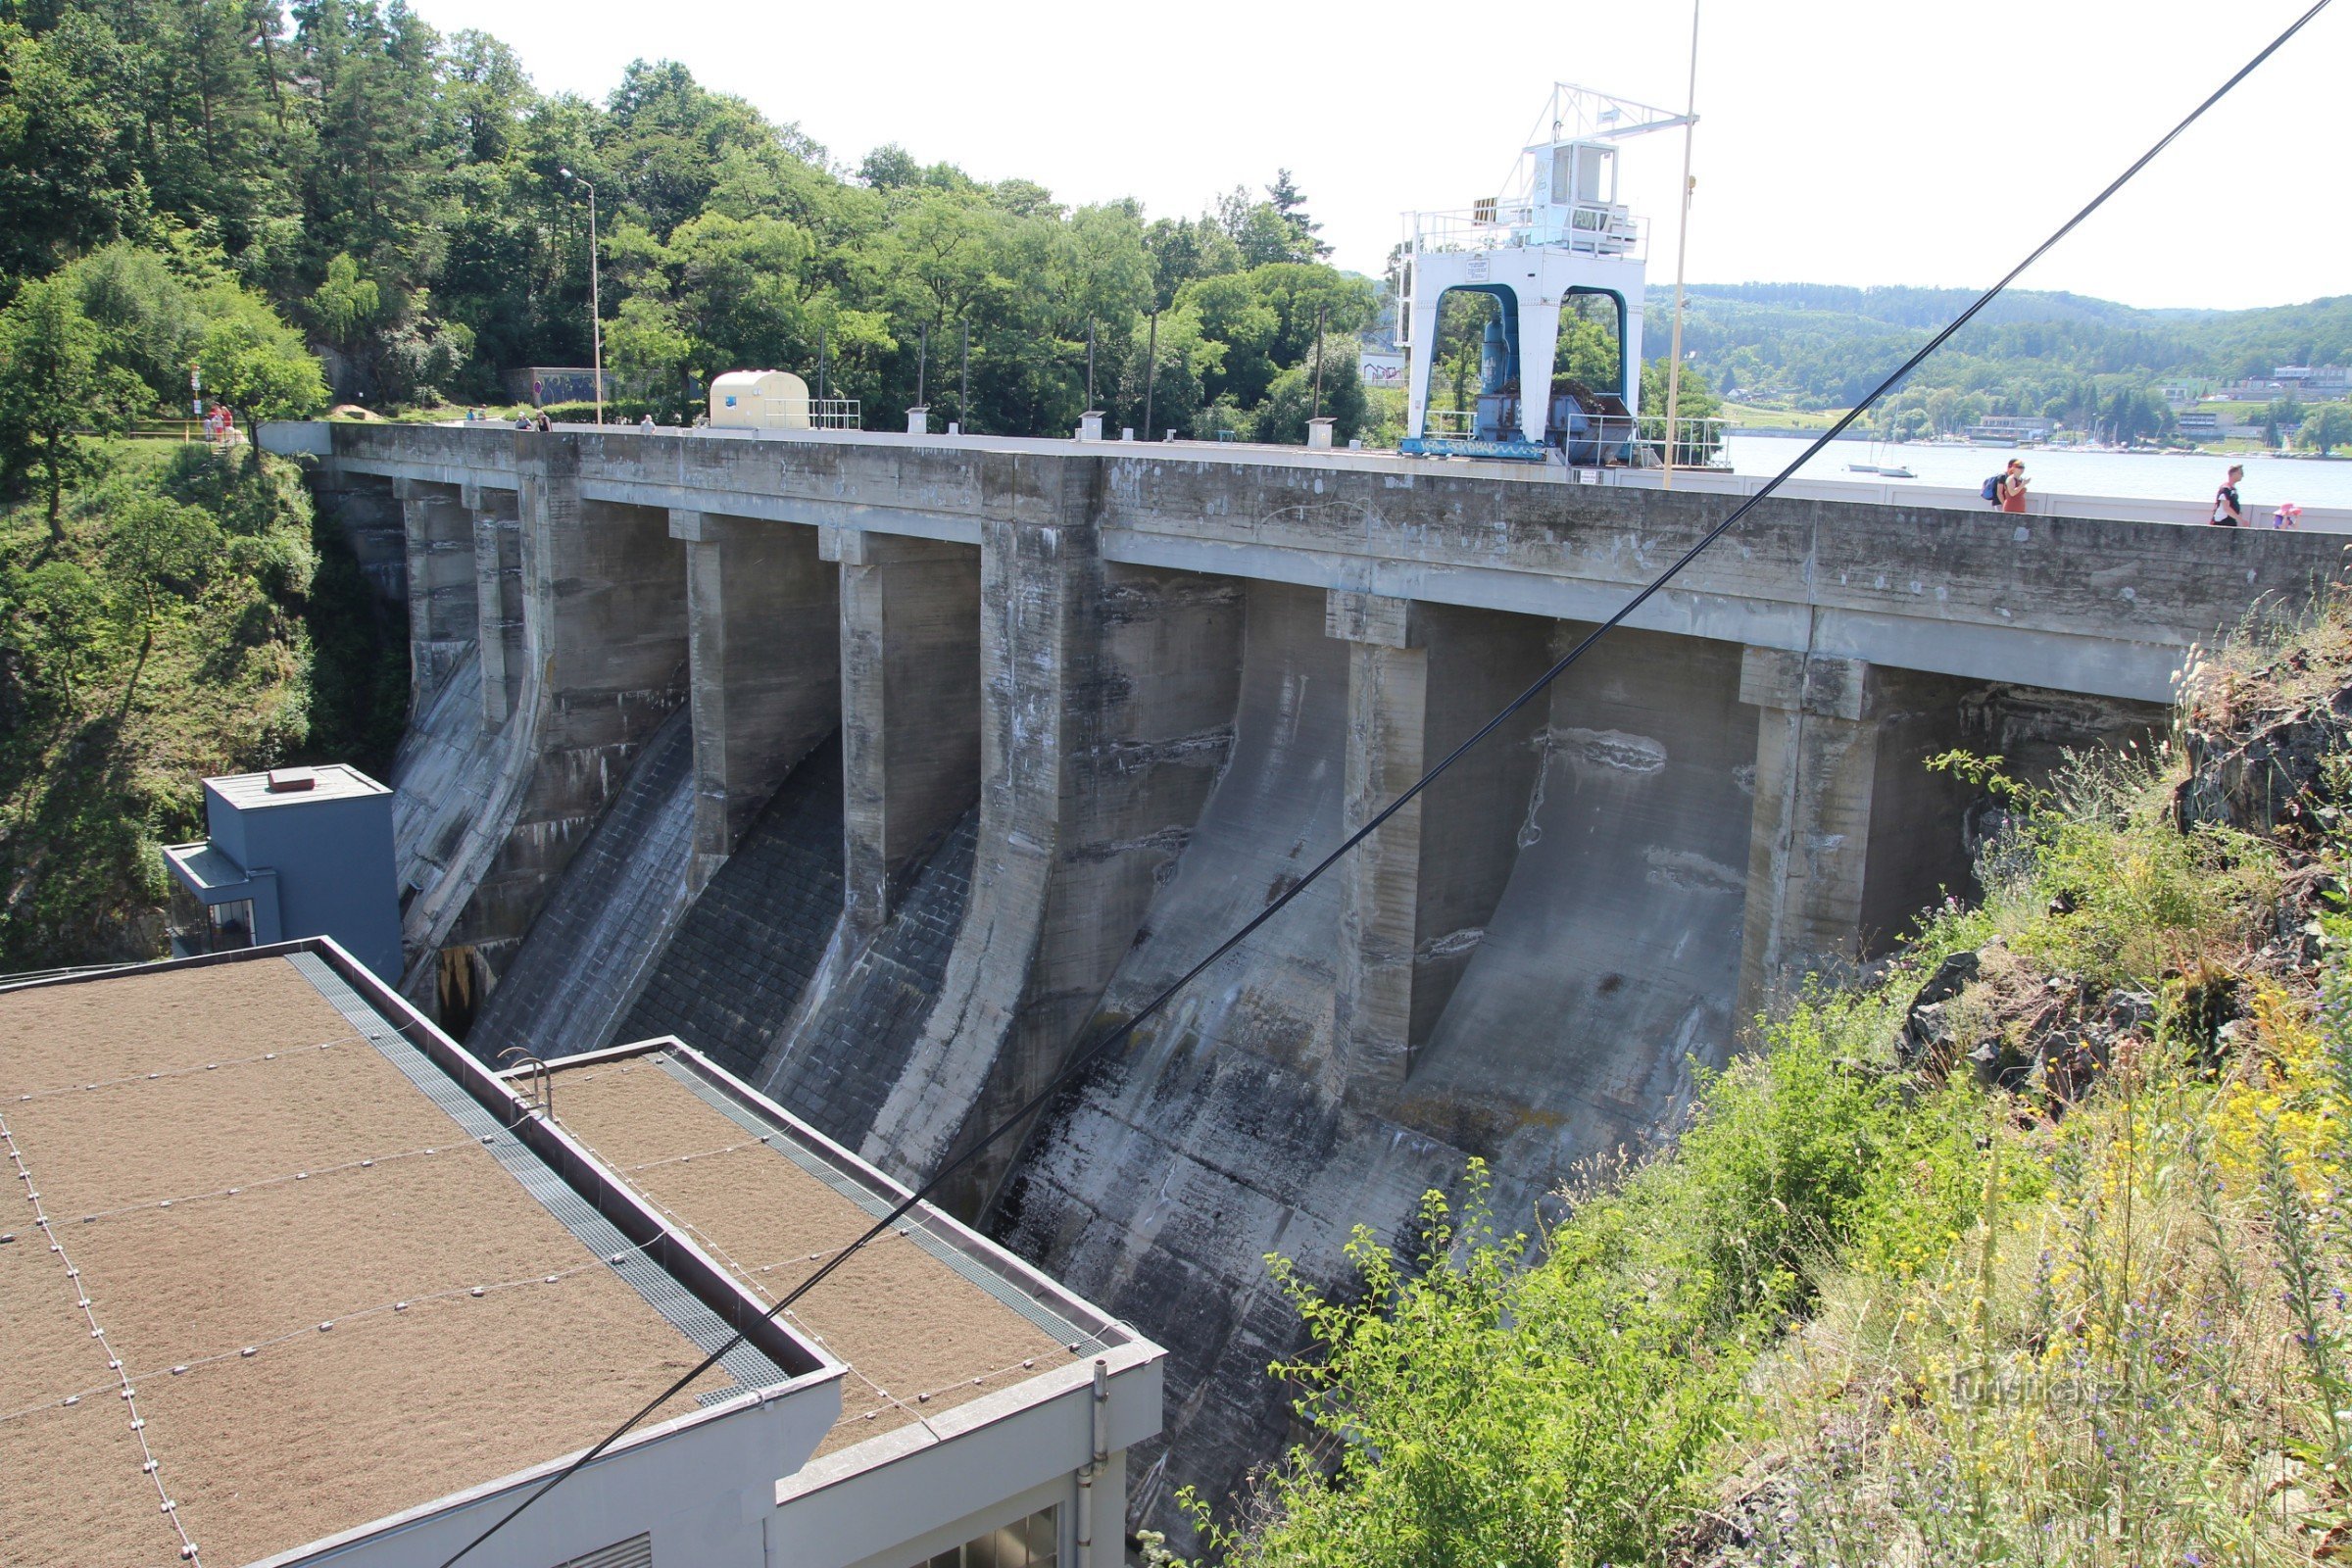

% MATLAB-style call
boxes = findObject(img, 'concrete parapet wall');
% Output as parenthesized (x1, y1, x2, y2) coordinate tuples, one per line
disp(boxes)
(309, 422, 2343, 709)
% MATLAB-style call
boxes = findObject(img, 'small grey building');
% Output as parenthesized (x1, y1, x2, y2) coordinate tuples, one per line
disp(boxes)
(164, 763, 403, 981)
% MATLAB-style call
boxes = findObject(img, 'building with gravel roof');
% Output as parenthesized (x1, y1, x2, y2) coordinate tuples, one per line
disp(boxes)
(0, 938, 1161, 1568)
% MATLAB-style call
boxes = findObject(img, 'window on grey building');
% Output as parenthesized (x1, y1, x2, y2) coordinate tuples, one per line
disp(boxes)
(169, 886, 255, 957)
(914, 1504, 1058, 1568)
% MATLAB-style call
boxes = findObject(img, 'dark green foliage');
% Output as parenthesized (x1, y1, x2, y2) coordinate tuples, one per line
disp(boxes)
(0, 442, 391, 970)
(299, 477, 406, 777)
(0, 275, 148, 537)
(0, 1, 1420, 442)
(1188, 995, 1990, 1568)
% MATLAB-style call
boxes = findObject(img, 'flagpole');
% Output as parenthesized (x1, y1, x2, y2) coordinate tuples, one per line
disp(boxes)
(1661, 0, 1701, 489)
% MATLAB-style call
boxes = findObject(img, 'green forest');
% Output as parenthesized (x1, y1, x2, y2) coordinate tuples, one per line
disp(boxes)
(0, 0, 1382, 443)
(0, 0, 1400, 969)
(1680, 281, 2352, 444)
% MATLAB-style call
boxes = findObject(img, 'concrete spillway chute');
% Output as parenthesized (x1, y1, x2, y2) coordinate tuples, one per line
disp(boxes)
(1399, 82, 1690, 461)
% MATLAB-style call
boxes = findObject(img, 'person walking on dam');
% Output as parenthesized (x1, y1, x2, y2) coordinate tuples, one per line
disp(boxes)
(1999, 461, 2030, 514)
(2212, 465, 2245, 526)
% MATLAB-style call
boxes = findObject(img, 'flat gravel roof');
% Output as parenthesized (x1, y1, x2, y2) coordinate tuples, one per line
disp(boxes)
(0, 956, 751, 1568)
(542, 1050, 1098, 1458)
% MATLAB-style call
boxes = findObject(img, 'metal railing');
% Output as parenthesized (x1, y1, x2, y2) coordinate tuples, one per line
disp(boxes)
(1405, 203, 1645, 260)
(1421, 408, 1478, 436)
(1631, 415, 1733, 469)
(808, 398, 861, 430)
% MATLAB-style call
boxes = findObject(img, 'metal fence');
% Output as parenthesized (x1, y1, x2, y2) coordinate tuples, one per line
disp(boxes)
(1631, 415, 1733, 469)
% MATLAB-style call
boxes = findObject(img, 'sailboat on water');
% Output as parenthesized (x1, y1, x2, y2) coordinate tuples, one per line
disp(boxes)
(1845, 415, 1916, 478)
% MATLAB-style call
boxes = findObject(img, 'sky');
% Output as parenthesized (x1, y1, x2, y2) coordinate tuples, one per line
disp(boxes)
(402, 0, 2349, 314)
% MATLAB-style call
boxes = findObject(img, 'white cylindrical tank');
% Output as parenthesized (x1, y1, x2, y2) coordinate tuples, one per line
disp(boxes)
(708, 370, 811, 430)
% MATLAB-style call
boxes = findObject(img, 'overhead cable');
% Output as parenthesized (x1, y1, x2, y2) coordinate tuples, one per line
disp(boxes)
(436, 5, 2336, 1560)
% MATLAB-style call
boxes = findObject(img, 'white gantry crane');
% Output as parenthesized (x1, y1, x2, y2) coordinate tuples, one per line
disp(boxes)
(1399, 83, 1690, 462)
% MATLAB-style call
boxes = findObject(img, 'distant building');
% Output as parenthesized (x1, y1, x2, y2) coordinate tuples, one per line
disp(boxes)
(0, 941, 1163, 1568)
(2275, 366, 2351, 397)
(504, 367, 614, 407)
(1358, 350, 1405, 389)
(1966, 416, 2054, 446)
(2177, 411, 2223, 434)
(163, 763, 402, 982)
(2221, 367, 2349, 402)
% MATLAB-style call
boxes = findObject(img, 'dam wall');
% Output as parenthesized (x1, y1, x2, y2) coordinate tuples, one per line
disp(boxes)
(279, 419, 2340, 1545)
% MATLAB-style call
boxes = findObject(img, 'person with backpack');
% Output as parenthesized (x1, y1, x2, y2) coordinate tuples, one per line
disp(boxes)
(1983, 458, 2025, 510)
(2210, 465, 2245, 526)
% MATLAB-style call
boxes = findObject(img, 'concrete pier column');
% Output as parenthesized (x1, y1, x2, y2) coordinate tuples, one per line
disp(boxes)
(822, 527, 982, 935)
(1330, 590, 1429, 1085)
(1736, 649, 1884, 1026)
(671, 510, 840, 887)
(452, 444, 690, 974)
(1329, 591, 1549, 1087)
(397, 478, 478, 701)
(470, 485, 523, 727)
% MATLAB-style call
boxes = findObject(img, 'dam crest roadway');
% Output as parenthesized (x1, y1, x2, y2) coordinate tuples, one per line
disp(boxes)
(269, 417, 2339, 1544)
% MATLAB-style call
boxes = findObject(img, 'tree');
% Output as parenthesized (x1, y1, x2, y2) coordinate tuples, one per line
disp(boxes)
(1264, 169, 1330, 261)
(2300, 404, 2352, 457)
(0, 20, 143, 287)
(1252, 331, 1368, 444)
(195, 288, 329, 423)
(2263, 396, 2304, 449)
(309, 252, 382, 350)
(105, 494, 221, 692)
(0, 277, 146, 542)
(858, 143, 922, 191)
(0, 558, 108, 708)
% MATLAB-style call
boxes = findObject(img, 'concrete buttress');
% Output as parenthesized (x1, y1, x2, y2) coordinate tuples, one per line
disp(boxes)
(825, 527, 983, 934)
(396, 477, 478, 708)
(861, 455, 1241, 1210)
(672, 509, 839, 888)
(1329, 591, 1551, 1089)
(397, 436, 688, 1010)
(472, 486, 524, 728)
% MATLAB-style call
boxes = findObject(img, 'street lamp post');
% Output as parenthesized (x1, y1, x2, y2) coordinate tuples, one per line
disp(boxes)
(1661, 1, 1702, 488)
(559, 167, 604, 425)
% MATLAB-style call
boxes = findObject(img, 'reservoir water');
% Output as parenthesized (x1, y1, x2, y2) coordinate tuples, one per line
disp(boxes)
(1726, 434, 2352, 515)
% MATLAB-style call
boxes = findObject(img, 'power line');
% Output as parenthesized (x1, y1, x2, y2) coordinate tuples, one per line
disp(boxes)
(436, 6, 2334, 1560)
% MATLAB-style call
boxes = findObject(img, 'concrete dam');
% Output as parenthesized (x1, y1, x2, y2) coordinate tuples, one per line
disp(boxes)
(276, 419, 2337, 1540)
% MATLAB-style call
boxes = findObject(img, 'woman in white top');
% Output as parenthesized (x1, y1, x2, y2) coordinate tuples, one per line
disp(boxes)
(2211, 465, 2245, 527)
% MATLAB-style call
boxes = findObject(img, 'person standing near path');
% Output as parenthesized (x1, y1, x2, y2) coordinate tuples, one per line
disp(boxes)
(2212, 465, 2245, 526)
(2000, 461, 2030, 514)
(1984, 458, 2024, 508)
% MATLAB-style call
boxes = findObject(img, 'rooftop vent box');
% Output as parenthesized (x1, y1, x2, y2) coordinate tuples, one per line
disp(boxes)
(267, 766, 318, 794)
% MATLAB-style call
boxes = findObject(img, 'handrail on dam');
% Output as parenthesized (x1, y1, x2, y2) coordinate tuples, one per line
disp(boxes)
(264, 418, 2352, 536)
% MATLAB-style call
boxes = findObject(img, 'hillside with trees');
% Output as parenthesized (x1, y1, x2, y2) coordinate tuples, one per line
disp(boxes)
(1681, 281, 2352, 442)
(0, 0, 1381, 443)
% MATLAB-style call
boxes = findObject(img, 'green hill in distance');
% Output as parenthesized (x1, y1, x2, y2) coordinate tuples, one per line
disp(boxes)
(1673, 283, 2352, 436)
